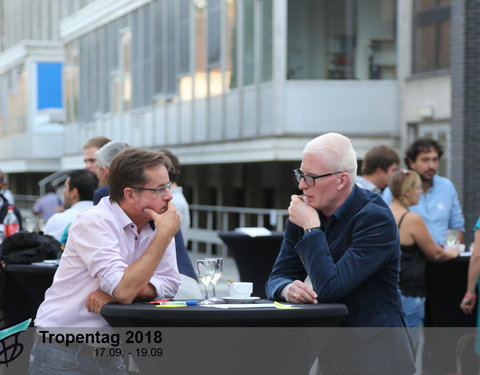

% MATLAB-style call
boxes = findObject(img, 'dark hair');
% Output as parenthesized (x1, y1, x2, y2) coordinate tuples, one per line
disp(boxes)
(45, 184, 56, 194)
(404, 138, 443, 168)
(83, 136, 111, 150)
(109, 148, 172, 203)
(159, 149, 180, 183)
(67, 169, 99, 201)
(361, 145, 399, 175)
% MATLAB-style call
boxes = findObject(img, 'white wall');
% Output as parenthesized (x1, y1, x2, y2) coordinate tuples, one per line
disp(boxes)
(404, 74, 451, 123)
(284, 80, 398, 134)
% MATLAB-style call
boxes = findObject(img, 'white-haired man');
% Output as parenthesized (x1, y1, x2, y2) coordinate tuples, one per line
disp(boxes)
(266, 133, 415, 374)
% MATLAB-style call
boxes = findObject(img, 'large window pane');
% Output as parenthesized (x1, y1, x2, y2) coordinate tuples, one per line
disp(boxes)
(121, 28, 132, 111)
(414, 24, 436, 73)
(166, 0, 176, 95)
(194, 0, 207, 98)
(243, 0, 255, 85)
(65, 41, 79, 122)
(438, 19, 450, 70)
(154, 0, 163, 94)
(179, 0, 190, 75)
(225, 0, 238, 90)
(287, 0, 396, 80)
(416, 0, 436, 11)
(261, 0, 273, 82)
(412, 1, 450, 74)
(208, 0, 220, 66)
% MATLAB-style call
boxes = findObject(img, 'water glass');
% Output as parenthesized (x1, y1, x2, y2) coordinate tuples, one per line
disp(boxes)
(445, 230, 459, 247)
(206, 258, 223, 303)
(196, 259, 215, 305)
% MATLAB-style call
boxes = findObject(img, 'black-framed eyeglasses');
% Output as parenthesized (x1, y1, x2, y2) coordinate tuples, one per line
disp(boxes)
(130, 182, 172, 196)
(293, 169, 343, 187)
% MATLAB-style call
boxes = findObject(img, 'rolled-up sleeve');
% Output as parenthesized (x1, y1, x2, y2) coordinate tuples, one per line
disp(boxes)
(149, 237, 181, 299)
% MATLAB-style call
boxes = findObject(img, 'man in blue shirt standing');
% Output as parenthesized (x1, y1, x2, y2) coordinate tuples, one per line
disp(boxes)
(383, 138, 464, 244)
(266, 133, 415, 374)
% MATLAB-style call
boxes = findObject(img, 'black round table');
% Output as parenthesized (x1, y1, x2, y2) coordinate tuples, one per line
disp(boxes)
(217, 231, 284, 298)
(101, 300, 348, 327)
(2, 264, 57, 326)
(101, 301, 347, 375)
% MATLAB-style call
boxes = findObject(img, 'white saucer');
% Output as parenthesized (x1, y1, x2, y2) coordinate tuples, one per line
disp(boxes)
(223, 296, 260, 304)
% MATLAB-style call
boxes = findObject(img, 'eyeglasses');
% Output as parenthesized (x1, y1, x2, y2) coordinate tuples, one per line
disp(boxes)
(293, 169, 343, 187)
(130, 182, 172, 196)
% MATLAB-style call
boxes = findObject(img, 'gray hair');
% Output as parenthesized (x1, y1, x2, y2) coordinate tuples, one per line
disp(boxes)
(303, 133, 357, 186)
(96, 141, 130, 169)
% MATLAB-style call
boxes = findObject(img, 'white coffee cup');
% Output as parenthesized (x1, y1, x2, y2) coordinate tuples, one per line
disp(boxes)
(228, 282, 253, 298)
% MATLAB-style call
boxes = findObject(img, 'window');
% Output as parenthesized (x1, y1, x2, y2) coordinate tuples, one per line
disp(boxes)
(412, 0, 450, 74)
(261, 0, 273, 82)
(225, 0, 238, 90)
(194, 0, 207, 98)
(166, 0, 176, 96)
(287, 0, 396, 80)
(65, 41, 79, 122)
(120, 27, 132, 111)
(154, 0, 163, 95)
(208, 0, 222, 96)
(242, 0, 255, 85)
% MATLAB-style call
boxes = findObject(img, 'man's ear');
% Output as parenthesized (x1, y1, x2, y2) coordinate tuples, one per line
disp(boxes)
(407, 158, 414, 169)
(70, 187, 80, 201)
(123, 187, 136, 204)
(337, 172, 349, 190)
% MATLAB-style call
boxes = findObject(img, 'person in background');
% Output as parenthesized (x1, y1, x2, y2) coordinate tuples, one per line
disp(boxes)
(383, 137, 465, 245)
(44, 169, 98, 241)
(93, 140, 130, 205)
(356, 145, 399, 194)
(0, 169, 14, 206)
(83, 136, 111, 173)
(389, 169, 459, 348)
(266, 132, 415, 374)
(32, 184, 62, 222)
(159, 149, 191, 247)
(30, 148, 180, 374)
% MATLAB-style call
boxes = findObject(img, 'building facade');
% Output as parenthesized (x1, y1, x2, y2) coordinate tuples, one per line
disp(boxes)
(1, 0, 476, 240)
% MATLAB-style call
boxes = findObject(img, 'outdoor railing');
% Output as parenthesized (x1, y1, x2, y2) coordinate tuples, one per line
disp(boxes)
(13, 195, 288, 259)
(188, 204, 288, 257)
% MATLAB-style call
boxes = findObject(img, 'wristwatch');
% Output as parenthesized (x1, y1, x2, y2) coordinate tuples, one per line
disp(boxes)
(304, 226, 321, 234)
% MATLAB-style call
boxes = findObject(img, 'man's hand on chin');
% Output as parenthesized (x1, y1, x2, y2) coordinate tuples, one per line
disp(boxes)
(288, 195, 320, 229)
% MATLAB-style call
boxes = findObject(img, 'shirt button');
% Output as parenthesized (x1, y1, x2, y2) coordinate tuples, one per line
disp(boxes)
(130, 225, 134, 228)
(135, 237, 138, 241)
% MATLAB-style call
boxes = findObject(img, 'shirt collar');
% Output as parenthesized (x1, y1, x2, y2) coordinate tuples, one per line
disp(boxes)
(318, 185, 358, 226)
(108, 200, 156, 233)
(109, 200, 134, 229)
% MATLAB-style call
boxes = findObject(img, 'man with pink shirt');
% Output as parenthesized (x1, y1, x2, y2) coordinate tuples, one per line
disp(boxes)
(30, 148, 181, 374)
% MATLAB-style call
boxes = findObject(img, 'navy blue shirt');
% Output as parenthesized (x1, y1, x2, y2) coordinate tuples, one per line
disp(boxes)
(266, 185, 406, 327)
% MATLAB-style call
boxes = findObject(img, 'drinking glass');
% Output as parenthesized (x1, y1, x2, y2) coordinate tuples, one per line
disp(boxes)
(207, 258, 223, 303)
(196, 259, 215, 305)
(445, 230, 459, 247)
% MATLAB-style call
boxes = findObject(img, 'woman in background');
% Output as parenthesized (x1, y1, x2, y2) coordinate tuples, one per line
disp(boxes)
(389, 169, 459, 347)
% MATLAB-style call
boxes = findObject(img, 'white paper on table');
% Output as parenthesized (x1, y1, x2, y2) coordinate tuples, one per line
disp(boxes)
(234, 227, 272, 237)
(200, 304, 275, 309)
(460, 251, 472, 257)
